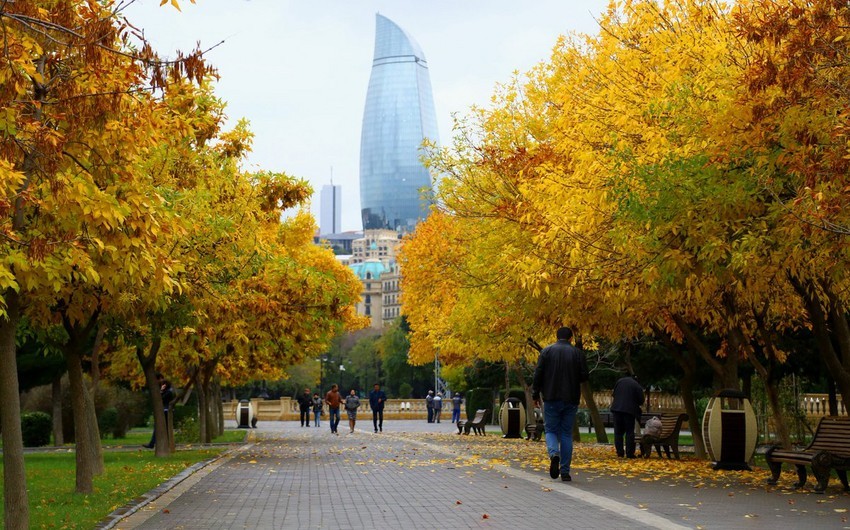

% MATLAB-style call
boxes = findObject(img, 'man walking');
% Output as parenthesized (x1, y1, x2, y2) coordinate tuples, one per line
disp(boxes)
(611, 374, 644, 458)
(426, 390, 434, 423)
(324, 384, 342, 435)
(532, 327, 589, 482)
(369, 383, 386, 433)
(433, 392, 443, 423)
(451, 393, 463, 423)
(297, 387, 313, 427)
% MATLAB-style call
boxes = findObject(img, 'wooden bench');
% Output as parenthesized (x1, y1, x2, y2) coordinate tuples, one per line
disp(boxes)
(639, 412, 688, 459)
(457, 409, 488, 435)
(766, 416, 850, 493)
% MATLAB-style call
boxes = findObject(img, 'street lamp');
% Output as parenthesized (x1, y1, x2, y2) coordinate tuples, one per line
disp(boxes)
(317, 357, 328, 393)
(339, 363, 346, 392)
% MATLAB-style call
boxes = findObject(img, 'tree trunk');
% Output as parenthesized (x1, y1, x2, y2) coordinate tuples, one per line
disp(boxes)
(793, 279, 850, 412)
(197, 370, 208, 444)
(214, 378, 224, 437)
(137, 340, 170, 456)
(52, 376, 64, 446)
(581, 382, 608, 443)
(89, 324, 106, 402)
(0, 290, 29, 529)
(764, 376, 791, 448)
(65, 346, 103, 493)
(658, 330, 707, 458)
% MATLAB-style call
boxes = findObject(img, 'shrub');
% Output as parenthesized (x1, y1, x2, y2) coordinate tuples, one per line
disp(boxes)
(398, 382, 413, 399)
(21, 411, 52, 447)
(174, 415, 199, 444)
(464, 387, 494, 423)
(98, 407, 118, 439)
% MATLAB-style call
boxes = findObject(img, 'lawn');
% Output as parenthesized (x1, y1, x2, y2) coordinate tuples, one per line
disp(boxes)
(99, 427, 247, 447)
(0, 429, 247, 529)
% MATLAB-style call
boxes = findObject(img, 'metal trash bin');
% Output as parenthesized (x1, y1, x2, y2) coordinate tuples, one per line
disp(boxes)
(499, 397, 526, 438)
(236, 399, 255, 429)
(702, 389, 757, 470)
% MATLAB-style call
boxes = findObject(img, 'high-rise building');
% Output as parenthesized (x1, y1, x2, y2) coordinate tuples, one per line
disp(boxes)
(359, 14, 439, 232)
(319, 184, 342, 235)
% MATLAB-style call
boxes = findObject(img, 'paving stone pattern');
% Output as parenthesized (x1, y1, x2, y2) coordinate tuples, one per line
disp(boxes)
(116, 420, 850, 530)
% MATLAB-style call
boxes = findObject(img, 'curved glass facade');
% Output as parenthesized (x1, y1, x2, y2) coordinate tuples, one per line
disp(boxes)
(359, 14, 439, 232)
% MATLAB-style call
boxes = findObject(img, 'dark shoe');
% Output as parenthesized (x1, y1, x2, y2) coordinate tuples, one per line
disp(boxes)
(142, 444, 153, 449)
(374, 429, 378, 433)
(549, 456, 560, 479)
(562, 473, 572, 482)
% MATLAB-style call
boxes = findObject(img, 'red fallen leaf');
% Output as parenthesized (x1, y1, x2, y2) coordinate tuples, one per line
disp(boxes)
(482, 514, 489, 519)
(163, 509, 170, 514)
(456, 500, 462, 505)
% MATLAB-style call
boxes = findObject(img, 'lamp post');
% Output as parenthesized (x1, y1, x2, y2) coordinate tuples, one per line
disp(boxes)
(318, 357, 327, 393)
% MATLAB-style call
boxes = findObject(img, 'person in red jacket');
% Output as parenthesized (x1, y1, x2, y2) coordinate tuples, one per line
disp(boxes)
(324, 384, 342, 435)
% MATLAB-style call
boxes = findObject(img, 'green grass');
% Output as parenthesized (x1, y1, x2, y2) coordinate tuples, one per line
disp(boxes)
(98, 427, 247, 447)
(1, 448, 227, 529)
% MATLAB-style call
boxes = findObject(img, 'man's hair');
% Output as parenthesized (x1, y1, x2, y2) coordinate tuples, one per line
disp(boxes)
(331, 384, 338, 390)
(556, 327, 573, 340)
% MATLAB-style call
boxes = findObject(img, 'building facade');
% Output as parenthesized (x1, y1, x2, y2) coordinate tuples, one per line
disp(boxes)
(319, 184, 342, 236)
(359, 14, 439, 233)
(348, 229, 404, 329)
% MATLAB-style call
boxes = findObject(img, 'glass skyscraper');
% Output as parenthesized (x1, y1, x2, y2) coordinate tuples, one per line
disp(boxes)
(359, 14, 439, 232)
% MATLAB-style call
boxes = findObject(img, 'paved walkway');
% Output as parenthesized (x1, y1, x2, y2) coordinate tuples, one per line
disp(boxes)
(111, 420, 849, 530)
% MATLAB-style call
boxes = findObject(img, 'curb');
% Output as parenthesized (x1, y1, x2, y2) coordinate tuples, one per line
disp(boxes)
(94, 443, 252, 529)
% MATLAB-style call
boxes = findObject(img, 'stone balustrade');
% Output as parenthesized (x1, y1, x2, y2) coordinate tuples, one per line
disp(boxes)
(798, 393, 846, 416)
(222, 392, 844, 423)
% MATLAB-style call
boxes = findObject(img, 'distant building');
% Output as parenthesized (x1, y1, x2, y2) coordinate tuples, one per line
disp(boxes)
(348, 229, 403, 329)
(315, 230, 363, 255)
(359, 14, 439, 233)
(319, 184, 342, 236)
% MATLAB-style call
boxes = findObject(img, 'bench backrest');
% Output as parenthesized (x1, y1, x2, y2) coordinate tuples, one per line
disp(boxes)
(658, 413, 688, 437)
(472, 409, 487, 423)
(807, 416, 850, 457)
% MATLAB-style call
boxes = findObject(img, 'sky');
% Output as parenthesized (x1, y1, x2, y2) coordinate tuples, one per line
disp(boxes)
(123, 0, 609, 231)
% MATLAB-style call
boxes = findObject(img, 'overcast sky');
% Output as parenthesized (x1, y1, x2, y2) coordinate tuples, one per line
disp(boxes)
(123, 0, 608, 231)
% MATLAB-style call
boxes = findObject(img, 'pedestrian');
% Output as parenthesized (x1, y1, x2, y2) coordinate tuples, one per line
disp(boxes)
(324, 384, 342, 435)
(312, 392, 323, 428)
(344, 388, 361, 433)
(611, 374, 644, 458)
(426, 390, 434, 423)
(532, 326, 589, 482)
(144, 372, 174, 449)
(369, 383, 386, 433)
(451, 393, 463, 423)
(433, 392, 443, 423)
(297, 387, 313, 427)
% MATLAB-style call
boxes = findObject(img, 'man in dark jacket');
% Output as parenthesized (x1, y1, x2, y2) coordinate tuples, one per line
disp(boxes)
(611, 374, 644, 458)
(533, 327, 589, 482)
(369, 383, 387, 433)
(297, 388, 313, 427)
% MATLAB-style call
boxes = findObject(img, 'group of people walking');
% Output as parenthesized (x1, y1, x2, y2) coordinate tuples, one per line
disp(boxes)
(298, 383, 387, 434)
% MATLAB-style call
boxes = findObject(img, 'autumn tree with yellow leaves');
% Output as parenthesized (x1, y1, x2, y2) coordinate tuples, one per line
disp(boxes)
(0, 1, 364, 527)
(402, 0, 850, 462)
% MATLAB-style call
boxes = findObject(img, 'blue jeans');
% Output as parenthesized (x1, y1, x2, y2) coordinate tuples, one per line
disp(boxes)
(314, 410, 321, 427)
(329, 408, 340, 433)
(543, 400, 578, 474)
(451, 409, 460, 423)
